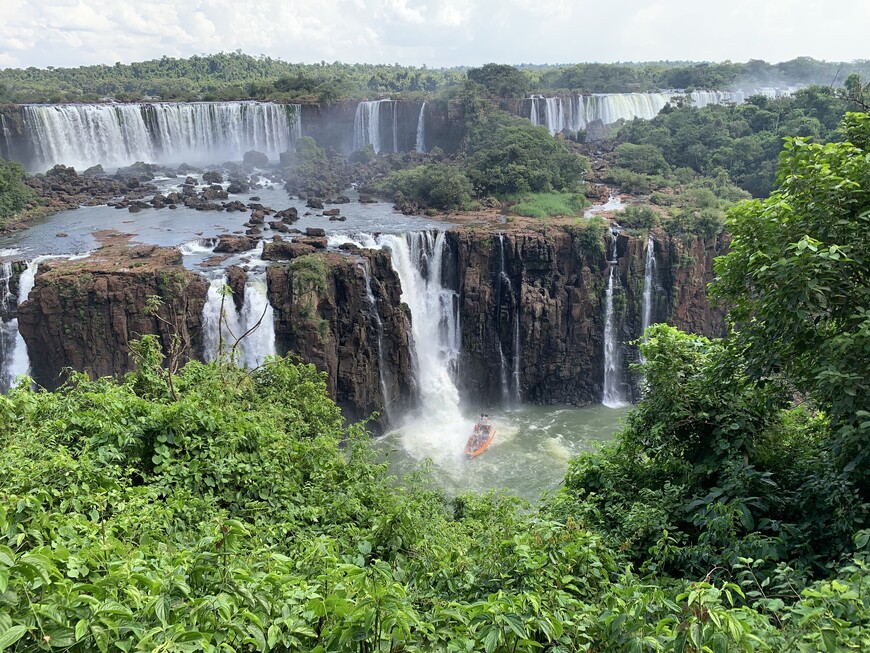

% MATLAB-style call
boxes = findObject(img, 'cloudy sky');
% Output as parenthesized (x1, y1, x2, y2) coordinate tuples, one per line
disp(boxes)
(1, 0, 868, 69)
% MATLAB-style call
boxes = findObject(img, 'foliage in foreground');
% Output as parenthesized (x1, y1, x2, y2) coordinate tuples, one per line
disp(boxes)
(1, 337, 870, 652)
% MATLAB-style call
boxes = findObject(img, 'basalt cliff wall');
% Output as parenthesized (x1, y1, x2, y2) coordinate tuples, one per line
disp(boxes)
(10, 225, 726, 426)
(446, 225, 728, 405)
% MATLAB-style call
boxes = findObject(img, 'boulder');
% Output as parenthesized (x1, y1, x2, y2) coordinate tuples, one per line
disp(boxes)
(214, 235, 258, 253)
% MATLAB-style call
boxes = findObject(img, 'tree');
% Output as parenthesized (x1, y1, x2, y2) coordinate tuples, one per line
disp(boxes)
(466, 63, 530, 98)
(0, 160, 35, 226)
(714, 112, 870, 489)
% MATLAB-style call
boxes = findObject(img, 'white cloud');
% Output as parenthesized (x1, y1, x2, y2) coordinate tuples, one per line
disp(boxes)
(1, 0, 869, 69)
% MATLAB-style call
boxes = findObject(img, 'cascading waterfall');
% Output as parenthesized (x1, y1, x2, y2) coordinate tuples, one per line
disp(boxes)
(415, 102, 426, 153)
(21, 102, 301, 170)
(0, 262, 18, 392)
(639, 233, 657, 364)
(602, 235, 628, 407)
(495, 234, 510, 405)
(1, 258, 44, 391)
(1, 115, 12, 159)
(353, 100, 384, 153)
(523, 91, 743, 132)
(512, 309, 521, 405)
(361, 260, 394, 421)
(202, 273, 275, 368)
(391, 101, 399, 153)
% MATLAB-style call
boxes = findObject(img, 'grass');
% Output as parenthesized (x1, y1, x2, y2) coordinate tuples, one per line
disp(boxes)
(509, 192, 588, 218)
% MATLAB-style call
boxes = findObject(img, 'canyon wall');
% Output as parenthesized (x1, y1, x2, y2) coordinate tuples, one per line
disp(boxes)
(266, 249, 415, 432)
(446, 225, 727, 406)
(17, 246, 209, 389)
(9, 225, 726, 424)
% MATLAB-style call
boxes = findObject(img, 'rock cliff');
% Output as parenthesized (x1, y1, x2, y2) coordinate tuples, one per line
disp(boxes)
(445, 224, 727, 406)
(17, 245, 208, 389)
(266, 249, 415, 432)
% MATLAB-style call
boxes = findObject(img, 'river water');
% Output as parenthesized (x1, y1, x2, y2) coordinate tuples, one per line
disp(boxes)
(375, 404, 630, 502)
(0, 176, 631, 501)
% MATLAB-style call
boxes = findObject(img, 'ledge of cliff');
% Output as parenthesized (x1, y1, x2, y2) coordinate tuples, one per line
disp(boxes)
(18, 243, 208, 389)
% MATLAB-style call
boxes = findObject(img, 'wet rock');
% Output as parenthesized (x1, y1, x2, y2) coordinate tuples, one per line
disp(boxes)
(323, 208, 340, 216)
(262, 241, 316, 260)
(243, 150, 269, 168)
(306, 197, 324, 209)
(202, 170, 223, 184)
(275, 207, 298, 223)
(305, 227, 326, 237)
(214, 235, 258, 253)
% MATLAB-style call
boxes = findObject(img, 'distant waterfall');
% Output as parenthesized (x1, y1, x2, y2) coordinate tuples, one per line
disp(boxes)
(1, 115, 12, 159)
(20, 102, 301, 171)
(1, 258, 43, 391)
(523, 91, 742, 131)
(202, 273, 275, 368)
(602, 235, 627, 407)
(361, 260, 394, 422)
(640, 233, 657, 364)
(353, 100, 388, 153)
(0, 262, 18, 392)
(415, 102, 426, 153)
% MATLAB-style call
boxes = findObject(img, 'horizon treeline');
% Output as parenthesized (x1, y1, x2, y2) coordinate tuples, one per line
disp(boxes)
(1, 51, 869, 104)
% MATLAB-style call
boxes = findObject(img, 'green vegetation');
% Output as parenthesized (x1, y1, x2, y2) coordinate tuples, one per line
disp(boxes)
(375, 163, 473, 211)
(617, 88, 851, 197)
(510, 192, 587, 218)
(0, 160, 35, 227)
(466, 112, 589, 196)
(466, 63, 531, 98)
(3, 53, 868, 104)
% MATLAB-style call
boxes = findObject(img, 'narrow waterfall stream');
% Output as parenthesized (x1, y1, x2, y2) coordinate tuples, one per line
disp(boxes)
(1, 258, 44, 390)
(415, 102, 426, 152)
(640, 233, 657, 364)
(202, 272, 275, 368)
(496, 234, 511, 405)
(602, 235, 628, 407)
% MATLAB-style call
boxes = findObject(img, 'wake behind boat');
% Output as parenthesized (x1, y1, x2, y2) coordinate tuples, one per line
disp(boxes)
(465, 415, 496, 457)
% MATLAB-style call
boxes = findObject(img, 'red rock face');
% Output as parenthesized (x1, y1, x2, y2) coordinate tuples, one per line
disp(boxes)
(18, 246, 208, 389)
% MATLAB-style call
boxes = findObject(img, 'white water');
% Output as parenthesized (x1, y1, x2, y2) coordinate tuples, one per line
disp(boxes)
(585, 194, 624, 217)
(1, 257, 46, 389)
(202, 273, 275, 368)
(512, 311, 521, 405)
(415, 102, 426, 153)
(602, 236, 628, 407)
(353, 100, 385, 153)
(525, 91, 747, 133)
(640, 233, 657, 365)
(22, 102, 301, 170)
(328, 231, 468, 464)
(178, 238, 217, 255)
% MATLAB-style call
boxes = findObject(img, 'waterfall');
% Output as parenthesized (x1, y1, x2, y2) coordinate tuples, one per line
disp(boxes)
(1, 258, 44, 390)
(361, 260, 394, 422)
(512, 309, 521, 404)
(353, 100, 384, 153)
(202, 273, 275, 368)
(1, 115, 12, 159)
(20, 102, 301, 171)
(415, 102, 426, 153)
(380, 231, 461, 422)
(602, 236, 627, 407)
(495, 233, 513, 405)
(522, 92, 742, 132)
(640, 233, 657, 364)
(0, 263, 18, 392)
(391, 101, 399, 153)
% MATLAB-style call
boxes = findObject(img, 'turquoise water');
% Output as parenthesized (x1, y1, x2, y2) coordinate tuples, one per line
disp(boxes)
(374, 404, 631, 502)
